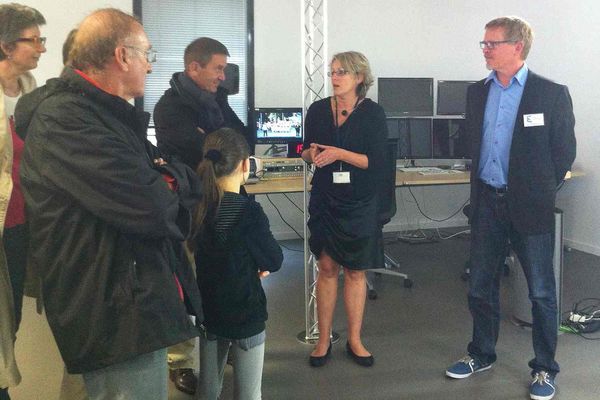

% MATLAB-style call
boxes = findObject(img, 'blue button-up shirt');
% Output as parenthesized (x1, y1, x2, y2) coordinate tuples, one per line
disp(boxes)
(478, 63, 529, 188)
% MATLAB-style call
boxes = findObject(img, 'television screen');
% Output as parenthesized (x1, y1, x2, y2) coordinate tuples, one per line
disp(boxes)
(432, 118, 470, 159)
(436, 80, 476, 116)
(378, 78, 434, 117)
(397, 118, 432, 159)
(254, 108, 303, 144)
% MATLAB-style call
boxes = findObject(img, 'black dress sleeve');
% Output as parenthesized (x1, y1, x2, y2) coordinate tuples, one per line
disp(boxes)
(363, 103, 388, 175)
(303, 100, 324, 151)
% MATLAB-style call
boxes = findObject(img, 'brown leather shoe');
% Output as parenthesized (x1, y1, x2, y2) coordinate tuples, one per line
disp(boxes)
(169, 368, 197, 395)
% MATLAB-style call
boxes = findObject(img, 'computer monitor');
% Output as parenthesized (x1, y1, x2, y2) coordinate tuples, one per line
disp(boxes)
(378, 78, 434, 117)
(254, 107, 303, 144)
(436, 80, 476, 116)
(394, 118, 433, 159)
(432, 118, 470, 159)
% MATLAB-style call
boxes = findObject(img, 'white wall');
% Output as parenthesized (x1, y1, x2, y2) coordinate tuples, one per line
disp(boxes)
(255, 0, 600, 255)
(20, 0, 600, 254)
(22, 0, 133, 84)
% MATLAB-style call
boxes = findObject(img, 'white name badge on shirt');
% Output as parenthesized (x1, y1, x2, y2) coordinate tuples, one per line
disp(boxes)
(523, 113, 545, 127)
(333, 171, 351, 184)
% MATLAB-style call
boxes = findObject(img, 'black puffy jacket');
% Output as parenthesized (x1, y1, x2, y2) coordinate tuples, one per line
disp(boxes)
(18, 68, 203, 374)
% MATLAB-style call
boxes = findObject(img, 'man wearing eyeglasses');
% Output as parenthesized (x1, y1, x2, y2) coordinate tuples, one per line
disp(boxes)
(445, 17, 576, 400)
(17, 9, 203, 400)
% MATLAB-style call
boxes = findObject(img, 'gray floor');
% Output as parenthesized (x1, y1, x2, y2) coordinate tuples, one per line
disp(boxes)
(215, 233, 600, 400)
(10, 232, 600, 399)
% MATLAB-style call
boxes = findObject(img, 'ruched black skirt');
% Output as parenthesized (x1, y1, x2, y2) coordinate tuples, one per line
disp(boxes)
(308, 189, 384, 270)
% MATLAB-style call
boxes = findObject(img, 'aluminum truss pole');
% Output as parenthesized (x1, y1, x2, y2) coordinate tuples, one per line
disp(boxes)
(297, 0, 339, 344)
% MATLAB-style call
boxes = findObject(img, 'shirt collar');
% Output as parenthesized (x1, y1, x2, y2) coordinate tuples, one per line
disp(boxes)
(485, 63, 529, 87)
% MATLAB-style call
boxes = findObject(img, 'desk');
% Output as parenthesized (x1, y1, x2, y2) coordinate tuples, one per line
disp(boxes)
(245, 170, 471, 195)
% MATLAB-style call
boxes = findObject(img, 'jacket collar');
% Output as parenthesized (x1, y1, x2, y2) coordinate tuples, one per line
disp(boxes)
(61, 68, 150, 140)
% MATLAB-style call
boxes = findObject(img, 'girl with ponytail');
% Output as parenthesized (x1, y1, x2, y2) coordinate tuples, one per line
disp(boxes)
(190, 128, 283, 400)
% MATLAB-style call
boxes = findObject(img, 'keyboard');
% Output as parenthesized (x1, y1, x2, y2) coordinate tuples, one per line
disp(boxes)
(397, 167, 445, 173)
(418, 169, 463, 175)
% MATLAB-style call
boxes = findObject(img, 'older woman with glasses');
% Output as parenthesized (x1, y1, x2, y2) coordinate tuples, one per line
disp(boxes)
(302, 51, 391, 368)
(0, 3, 46, 398)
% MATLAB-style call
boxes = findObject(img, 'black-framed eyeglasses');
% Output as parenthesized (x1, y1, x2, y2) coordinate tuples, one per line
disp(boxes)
(15, 36, 46, 46)
(479, 40, 517, 50)
(124, 45, 157, 63)
(327, 68, 352, 77)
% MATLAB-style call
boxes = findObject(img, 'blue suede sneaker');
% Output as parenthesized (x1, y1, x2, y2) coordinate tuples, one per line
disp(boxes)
(530, 371, 556, 400)
(445, 356, 492, 379)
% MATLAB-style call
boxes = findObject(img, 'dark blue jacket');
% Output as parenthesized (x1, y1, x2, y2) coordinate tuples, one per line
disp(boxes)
(467, 71, 576, 234)
(195, 194, 283, 339)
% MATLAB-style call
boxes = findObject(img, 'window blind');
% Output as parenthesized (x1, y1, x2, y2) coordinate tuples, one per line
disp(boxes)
(140, 0, 249, 127)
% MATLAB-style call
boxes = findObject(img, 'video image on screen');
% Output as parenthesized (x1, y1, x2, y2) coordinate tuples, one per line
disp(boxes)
(436, 80, 476, 116)
(254, 108, 302, 144)
(432, 118, 470, 159)
(378, 78, 434, 117)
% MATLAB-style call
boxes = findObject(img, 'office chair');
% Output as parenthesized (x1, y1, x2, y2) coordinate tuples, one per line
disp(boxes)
(367, 142, 413, 299)
(220, 63, 239, 95)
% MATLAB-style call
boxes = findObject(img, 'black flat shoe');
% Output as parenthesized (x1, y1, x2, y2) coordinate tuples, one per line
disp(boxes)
(309, 342, 332, 367)
(346, 341, 374, 367)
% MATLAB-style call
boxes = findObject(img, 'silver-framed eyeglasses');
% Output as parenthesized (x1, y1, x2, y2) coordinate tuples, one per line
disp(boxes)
(124, 45, 157, 63)
(15, 36, 46, 46)
(327, 68, 352, 77)
(479, 40, 517, 50)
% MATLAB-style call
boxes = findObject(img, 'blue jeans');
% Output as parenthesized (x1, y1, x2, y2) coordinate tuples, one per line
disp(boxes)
(82, 348, 167, 400)
(199, 332, 265, 400)
(467, 187, 560, 376)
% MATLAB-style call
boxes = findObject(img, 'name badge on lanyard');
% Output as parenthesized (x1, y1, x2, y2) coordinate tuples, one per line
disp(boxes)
(333, 171, 351, 184)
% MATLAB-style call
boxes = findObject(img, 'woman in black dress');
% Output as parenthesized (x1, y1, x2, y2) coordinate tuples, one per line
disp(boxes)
(302, 51, 389, 367)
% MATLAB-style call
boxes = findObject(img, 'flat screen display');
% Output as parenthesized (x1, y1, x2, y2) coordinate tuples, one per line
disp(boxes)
(436, 80, 476, 116)
(378, 78, 434, 117)
(397, 118, 432, 159)
(254, 108, 303, 144)
(432, 118, 470, 159)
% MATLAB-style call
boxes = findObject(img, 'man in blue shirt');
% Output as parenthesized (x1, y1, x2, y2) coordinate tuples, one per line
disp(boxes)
(445, 17, 576, 400)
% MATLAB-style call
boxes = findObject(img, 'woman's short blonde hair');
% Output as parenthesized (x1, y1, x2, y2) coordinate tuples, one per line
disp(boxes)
(331, 51, 374, 99)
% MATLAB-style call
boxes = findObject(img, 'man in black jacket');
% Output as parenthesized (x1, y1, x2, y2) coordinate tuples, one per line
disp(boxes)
(153, 37, 252, 171)
(445, 17, 576, 400)
(18, 9, 202, 400)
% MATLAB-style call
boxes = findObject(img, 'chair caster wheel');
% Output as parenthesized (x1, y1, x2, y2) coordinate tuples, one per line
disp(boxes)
(403, 279, 413, 288)
(368, 289, 377, 300)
